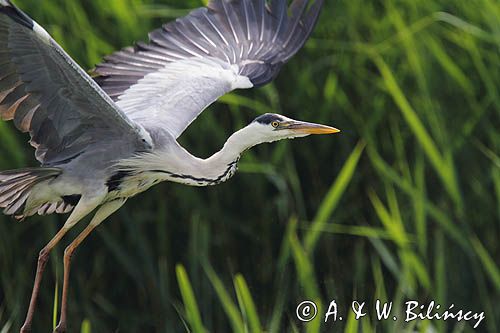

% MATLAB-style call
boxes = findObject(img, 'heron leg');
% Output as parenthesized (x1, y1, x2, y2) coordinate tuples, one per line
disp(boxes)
(19, 228, 68, 333)
(20, 196, 104, 333)
(54, 199, 126, 333)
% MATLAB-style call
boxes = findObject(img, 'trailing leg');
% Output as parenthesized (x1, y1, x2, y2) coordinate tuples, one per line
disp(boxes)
(54, 199, 126, 333)
(20, 228, 67, 333)
(20, 196, 103, 333)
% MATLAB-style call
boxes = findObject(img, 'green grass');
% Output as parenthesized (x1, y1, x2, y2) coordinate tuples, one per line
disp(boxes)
(0, 0, 499, 332)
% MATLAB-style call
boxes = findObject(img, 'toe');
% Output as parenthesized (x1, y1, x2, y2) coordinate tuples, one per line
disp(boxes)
(53, 325, 66, 333)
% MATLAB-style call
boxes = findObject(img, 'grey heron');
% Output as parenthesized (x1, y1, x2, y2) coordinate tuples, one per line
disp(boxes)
(0, 0, 336, 331)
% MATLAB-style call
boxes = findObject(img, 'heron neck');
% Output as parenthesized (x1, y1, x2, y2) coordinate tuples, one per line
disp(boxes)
(140, 127, 257, 186)
(193, 127, 258, 182)
(206, 127, 255, 164)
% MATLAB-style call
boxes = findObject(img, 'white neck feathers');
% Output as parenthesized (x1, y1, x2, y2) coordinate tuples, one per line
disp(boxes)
(120, 124, 263, 186)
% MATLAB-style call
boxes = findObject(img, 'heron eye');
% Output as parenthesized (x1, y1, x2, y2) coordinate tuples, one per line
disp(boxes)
(271, 121, 279, 128)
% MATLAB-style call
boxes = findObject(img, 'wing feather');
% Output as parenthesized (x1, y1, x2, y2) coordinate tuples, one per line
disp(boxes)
(94, 0, 324, 138)
(0, 0, 146, 165)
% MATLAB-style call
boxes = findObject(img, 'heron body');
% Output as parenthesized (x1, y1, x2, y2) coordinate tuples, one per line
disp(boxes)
(0, 0, 337, 331)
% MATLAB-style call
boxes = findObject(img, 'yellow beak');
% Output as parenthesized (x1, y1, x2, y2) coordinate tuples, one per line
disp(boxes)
(287, 121, 341, 135)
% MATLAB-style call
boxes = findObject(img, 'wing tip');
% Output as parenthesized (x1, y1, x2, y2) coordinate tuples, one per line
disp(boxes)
(0, 0, 34, 30)
(279, 0, 324, 62)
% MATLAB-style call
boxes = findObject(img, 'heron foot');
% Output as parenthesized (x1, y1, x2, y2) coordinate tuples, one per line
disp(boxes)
(19, 325, 31, 333)
(53, 323, 66, 333)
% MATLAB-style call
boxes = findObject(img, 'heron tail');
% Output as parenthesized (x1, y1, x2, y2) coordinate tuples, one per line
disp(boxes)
(0, 168, 61, 220)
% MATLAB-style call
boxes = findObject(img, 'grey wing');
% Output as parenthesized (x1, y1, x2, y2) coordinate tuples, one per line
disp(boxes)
(0, 0, 147, 166)
(93, 0, 323, 138)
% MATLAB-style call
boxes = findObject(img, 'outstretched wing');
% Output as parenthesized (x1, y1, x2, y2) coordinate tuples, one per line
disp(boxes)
(0, 0, 147, 166)
(94, 0, 323, 138)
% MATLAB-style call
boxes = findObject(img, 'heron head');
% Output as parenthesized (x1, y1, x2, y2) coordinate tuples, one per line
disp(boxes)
(250, 113, 340, 144)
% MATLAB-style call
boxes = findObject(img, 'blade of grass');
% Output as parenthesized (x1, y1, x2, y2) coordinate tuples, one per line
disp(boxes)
(369, 238, 400, 278)
(434, 11, 498, 44)
(233, 274, 262, 333)
(434, 231, 446, 333)
(53, 278, 58, 331)
(344, 305, 360, 333)
(470, 236, 500, 291)
(366, 146, 469, 250)
(371, 256, 388, 302)
(304, 141, 366, 253)
(80, 319, 91, 333)
(303, 223, 393, 240)
(368, 189, 409, 247)
(202, 262, 245, 333)
(493, 167, 500, 223)
(175, 264, 206, 333)
(413, 151, 427, 255)
(289, 219, 322, 333)
(426, 37, 474, 93)
(372, 54, 462, 208)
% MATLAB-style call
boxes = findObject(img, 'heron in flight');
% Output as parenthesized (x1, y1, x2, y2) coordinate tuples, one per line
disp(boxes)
(0, 0, 336, 331)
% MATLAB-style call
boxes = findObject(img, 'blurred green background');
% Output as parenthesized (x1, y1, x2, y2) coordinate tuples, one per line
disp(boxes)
(1, 0, 499, 332)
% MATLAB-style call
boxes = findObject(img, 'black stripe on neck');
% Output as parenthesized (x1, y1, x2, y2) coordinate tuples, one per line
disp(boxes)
(151, 159, 239, 186)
